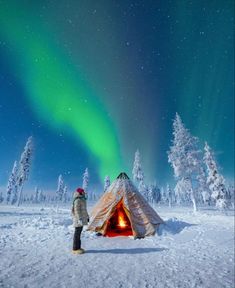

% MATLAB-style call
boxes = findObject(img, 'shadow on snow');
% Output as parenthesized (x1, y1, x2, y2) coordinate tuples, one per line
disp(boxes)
(158, 217, 197, 235)
(85, 247, 168, 254)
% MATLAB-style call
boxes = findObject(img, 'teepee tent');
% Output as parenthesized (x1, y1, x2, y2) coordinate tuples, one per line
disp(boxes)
(87, 172, 164, 238)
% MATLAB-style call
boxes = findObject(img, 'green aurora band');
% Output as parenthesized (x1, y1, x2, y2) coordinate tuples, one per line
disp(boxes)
(0, 3, 123, 179)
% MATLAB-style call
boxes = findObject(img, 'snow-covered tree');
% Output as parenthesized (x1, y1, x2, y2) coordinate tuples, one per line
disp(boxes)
(138, 180, 148, 200)
(146, 182, 161, 203)
(154, 183, 161, 203)
(160, 187, 167, 204)
(82, 168, 89, 192)
(174, 181, 182, 204)
(56, 174, 64, 202)
(0, 191, 3, 203)
(168, 113, 202, 212)
(166, 184, 173, 207)
(147, 184, 154, 203)
(132, 150, 144, 183)
(34, 186, 39, 203)
(174, 178, 192, 204)
(203, 142, 228, 210)
(226, 185, 234, 208)
(197, 166, 211, 205)
(39, 189, 46, 203)
(148, 182, 161, 204)
(17, 137, 33, 206)
(104, 175, 110, 192)
(132, 150, 148, 199)
(62, 185, 68, 203)
(30, 194, 34, 203)
(6, 161, 18, 204)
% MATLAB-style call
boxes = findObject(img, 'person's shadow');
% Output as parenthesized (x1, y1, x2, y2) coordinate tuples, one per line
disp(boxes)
(85, 247, 168, 254)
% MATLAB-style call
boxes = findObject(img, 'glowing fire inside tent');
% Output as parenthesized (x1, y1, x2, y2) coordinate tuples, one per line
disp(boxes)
(105, 202, 133, 237)
(118, 212, 127, 228)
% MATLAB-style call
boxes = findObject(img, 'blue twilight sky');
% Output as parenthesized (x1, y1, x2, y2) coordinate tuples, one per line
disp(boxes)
(0, 0, 234, 194)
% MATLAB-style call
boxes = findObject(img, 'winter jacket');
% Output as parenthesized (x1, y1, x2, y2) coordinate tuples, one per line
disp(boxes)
(72, 192, 89, 227)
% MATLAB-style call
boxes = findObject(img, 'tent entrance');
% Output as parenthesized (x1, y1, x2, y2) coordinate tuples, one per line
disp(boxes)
(105, 202, 133, 237)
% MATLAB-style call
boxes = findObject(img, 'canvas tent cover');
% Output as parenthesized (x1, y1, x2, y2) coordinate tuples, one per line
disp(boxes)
(88, 173, 164, 238)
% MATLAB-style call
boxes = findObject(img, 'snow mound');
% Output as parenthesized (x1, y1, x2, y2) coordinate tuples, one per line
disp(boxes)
(158, 217, 195, 235)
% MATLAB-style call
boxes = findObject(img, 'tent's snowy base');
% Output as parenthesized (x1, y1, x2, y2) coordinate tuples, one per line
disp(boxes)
(0, 204, 234, 288)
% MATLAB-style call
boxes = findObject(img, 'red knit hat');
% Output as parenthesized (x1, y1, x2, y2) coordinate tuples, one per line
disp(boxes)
(76, 188, 84, 194)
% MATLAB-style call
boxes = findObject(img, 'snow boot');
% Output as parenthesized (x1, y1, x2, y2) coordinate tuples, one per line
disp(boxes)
(72, 249, 85, 255)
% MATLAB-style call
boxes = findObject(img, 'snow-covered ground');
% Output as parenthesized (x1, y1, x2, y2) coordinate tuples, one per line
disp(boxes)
(0, 203, 234, 288)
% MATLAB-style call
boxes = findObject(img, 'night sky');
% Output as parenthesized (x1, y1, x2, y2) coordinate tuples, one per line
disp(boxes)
(0, 1, 234, 193)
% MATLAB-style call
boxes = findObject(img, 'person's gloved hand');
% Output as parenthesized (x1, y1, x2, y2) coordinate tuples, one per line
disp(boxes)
(87, 217, 90, 223)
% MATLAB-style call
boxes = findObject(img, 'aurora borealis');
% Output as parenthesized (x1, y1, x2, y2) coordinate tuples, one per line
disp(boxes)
(0, 2, 122, 180)
(0, 1, 234, 191)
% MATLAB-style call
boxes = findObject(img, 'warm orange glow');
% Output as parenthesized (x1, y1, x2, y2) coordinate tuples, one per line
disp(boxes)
(105, 203, 133, 237)
(118, 212, 127, 228)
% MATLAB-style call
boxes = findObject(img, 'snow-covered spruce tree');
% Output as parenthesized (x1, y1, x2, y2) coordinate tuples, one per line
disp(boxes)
(62, 185, 68, 203)
(46, 195, 50, 203)
(148, 182, 161, 204)
(0, 191, 3, 203)
(166, 184, 173, 208)
(174, 178, 192, 204)
(203, 142, 228, 210)
(43, 193, 47, 202)
(160, 187, 167, 204)
(82, 168, 89, 191)
(38, 190, 42, 203)
(168, 113, 202, 212)
(132, 150, 144, 183)
(147, 184, 154, 203)
(17, 137, 33, 206)
(154, 183, 161, 203)
(132, 149, 148, 199)
(6, 161, 18, 204)
(38, 189, 46, 203)
(138, 180, 149, 200)
(104, 175, 111, 192)
(174, 181, 182, 204)
(226, 185, 234, 208)
(34, 186, 39, 203)
(197, 166, 211, 205)
(56, 175, 64, 202)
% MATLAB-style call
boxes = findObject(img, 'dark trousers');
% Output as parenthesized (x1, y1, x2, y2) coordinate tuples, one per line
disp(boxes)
(73, 226, 83, 250)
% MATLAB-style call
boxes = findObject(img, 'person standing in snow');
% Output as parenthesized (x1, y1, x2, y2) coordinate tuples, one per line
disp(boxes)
(72, 188, 89, 254)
